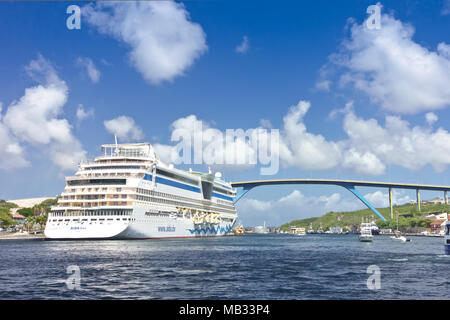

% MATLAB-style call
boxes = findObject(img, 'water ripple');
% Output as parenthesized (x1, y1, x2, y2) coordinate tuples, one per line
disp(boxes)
(0, 234, 448, 299)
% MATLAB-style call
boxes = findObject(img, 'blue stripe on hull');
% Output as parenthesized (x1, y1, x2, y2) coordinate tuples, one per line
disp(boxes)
(212, 192, 233, 201)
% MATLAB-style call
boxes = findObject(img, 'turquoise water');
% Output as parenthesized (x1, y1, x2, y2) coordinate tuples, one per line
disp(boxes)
(0, 234, 448, 299)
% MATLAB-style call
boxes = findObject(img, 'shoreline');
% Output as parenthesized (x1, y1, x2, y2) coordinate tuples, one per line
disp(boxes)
(0, 233, 45, 240)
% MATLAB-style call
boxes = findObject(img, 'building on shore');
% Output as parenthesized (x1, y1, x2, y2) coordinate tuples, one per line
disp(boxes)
(409, 197, 447, 205)
(424, 212, 448, 220)
(253, 221, 269, 234)
(430, 219, 446, 234)
(9, 209, 25, 224)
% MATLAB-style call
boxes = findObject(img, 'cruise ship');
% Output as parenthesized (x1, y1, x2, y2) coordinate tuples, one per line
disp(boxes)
(44, 141, 237, 239)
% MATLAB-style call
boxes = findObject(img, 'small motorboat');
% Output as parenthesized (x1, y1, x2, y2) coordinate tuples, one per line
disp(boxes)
(359, 222, 373, 242)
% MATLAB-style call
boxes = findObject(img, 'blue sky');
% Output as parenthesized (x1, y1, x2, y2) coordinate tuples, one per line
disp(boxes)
(1, 1, 450, 226)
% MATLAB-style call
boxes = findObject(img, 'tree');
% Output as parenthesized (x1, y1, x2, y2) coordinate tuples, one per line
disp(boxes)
(0, 209, 17, 227)
(17, 208, 33, 217)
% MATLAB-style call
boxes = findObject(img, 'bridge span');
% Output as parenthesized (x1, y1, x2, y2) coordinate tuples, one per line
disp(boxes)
(231, 179, 450, 222)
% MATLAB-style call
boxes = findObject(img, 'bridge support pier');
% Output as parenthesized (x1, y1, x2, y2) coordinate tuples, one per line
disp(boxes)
(445, 191, 448, 204)
(389, 188, 393, 219)
(416, 189, 421, 212)
(344, 185, 387, 222)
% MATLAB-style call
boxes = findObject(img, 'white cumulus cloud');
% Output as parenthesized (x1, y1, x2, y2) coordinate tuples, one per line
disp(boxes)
(425, 112, 438, 126)
(328, 11, 450, 114)
(278, 100, 342, 171)
(76, 104, 94, 122)
(76, 57, 101, 83)
(149, 89, 450, 176)
(104, 116, 144, 142)
(0, 55, 86, 170)
(83, 1, 207, 84)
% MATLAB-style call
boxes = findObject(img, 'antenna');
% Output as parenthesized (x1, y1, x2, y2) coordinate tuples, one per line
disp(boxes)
(114, 134, 119, 154)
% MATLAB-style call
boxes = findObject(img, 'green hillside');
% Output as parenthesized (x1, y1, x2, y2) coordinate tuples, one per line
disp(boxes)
(280, 203, 449, 232)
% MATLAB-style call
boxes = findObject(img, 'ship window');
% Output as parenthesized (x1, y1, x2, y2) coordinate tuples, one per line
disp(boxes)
(68, 179, 126, 186)
(201, 180, 213, 200)
(213, 186, 233, 195)
(156, 168, 199, 186)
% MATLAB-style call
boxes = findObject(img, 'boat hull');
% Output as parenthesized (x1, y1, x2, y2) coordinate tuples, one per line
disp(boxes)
(358, 235, 373, 242)
(45, 207, 234, 240)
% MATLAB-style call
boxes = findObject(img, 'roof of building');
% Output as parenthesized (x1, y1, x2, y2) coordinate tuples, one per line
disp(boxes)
(10, 209, 25, 219)
(431, 219, 447, 225)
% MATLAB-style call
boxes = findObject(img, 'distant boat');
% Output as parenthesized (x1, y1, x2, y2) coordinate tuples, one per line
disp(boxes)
(290, 227, 306, 236)
(317, 223, 324, 234)
(234, 225, 245, 236)
(369, 219, 380, 235)
(307, 223, 315, 234)
(390, 212, 411, 242)
(390, 231, 410, 242)
(359, 222, 373, 242)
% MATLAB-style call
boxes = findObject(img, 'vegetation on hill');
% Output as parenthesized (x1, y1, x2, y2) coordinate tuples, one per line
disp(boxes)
(280, 203, 450, 232)
(0, 200, 19, 227)
(0, 198, 58, 229)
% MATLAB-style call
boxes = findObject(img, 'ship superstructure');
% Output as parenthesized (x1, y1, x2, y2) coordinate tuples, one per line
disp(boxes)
(44, 142, 237, 239)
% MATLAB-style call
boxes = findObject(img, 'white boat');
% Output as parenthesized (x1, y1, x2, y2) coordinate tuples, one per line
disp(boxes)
(390, 233, 409, 242)
(368, 219, 380, 235)
(359, 223, 373, 242)
(390, 212, 411, 242)
(44, 140, 237, 239)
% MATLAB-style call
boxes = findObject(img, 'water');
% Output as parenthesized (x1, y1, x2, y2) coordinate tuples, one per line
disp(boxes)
(0, 234, 448, 299)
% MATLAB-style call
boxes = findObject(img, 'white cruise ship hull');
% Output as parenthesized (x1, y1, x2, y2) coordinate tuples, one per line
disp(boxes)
(45, 208, 234, 240)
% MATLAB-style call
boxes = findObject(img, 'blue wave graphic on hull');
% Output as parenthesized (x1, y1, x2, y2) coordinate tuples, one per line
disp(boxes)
(188, 224, 232, 235)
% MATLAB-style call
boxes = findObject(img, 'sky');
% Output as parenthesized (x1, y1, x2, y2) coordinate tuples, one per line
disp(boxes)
(1, 1, 450, 226)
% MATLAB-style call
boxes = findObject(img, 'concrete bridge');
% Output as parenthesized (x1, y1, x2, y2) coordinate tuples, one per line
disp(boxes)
(231, 179, 450, 222)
